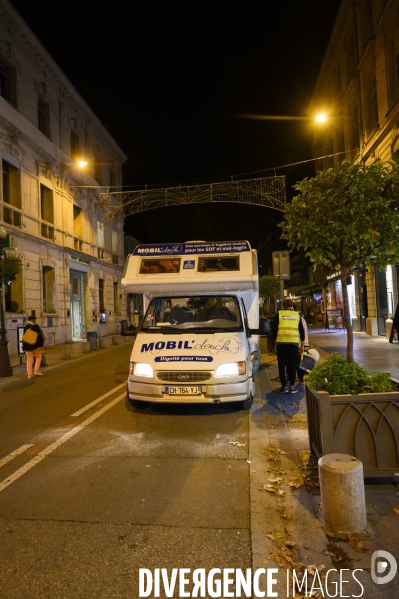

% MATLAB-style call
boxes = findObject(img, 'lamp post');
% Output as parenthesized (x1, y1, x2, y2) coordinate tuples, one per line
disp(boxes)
(0, 225, 15, 377)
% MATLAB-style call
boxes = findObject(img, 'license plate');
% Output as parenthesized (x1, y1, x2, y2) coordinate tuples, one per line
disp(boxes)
(165, 386, 202, 395)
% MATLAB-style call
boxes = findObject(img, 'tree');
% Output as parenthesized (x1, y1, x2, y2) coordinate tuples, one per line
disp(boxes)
(259, 275, 280, 315)
(279, 160, 399, 362)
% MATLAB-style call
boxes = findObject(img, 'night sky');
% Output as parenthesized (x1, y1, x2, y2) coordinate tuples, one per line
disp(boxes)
(10, 0, 341, 269)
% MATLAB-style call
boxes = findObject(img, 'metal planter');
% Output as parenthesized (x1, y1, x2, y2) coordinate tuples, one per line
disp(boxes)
(305, 385, 399, 478)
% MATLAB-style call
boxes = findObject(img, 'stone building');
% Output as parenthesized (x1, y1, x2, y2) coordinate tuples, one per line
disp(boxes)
(310, 0, 399, 336)
(0, 0, 127, 354)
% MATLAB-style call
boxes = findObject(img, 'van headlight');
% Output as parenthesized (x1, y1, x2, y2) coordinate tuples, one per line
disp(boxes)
(215, 361, 246, 377)
(130, 362, 153, 377)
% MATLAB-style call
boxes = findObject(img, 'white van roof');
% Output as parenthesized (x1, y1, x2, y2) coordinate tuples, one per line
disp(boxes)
(121, 240, 258, 294)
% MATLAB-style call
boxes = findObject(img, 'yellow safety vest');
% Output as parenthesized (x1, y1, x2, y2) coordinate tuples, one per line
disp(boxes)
(276, 310, 300, 344)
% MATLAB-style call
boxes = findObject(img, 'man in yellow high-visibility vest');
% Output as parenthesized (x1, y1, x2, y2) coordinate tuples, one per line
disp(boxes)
(272, 298, 305, 394)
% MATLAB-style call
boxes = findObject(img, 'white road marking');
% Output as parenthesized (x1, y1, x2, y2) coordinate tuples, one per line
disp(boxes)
(71, 382, 126, 416)
(0, 392, 125, 494)
(0, 444, 33, 469)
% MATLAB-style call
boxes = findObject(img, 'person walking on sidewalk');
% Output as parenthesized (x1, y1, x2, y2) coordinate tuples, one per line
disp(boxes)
(272, 298, 305, 394)
(22, 316, 45, 379)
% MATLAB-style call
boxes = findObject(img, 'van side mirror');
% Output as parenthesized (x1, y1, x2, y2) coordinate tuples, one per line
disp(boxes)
(249, 317, 270, 336)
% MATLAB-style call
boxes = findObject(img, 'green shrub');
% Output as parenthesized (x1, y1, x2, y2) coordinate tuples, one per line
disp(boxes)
(306, 353, 394, 395)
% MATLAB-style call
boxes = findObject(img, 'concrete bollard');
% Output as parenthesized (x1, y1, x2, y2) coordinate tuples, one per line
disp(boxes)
(112, 335, 120, 345)
(98, 337, 110, 349)
(61, 346, 72, 360)
(318, 453, 371, 539)
(82, 342, 91, 354)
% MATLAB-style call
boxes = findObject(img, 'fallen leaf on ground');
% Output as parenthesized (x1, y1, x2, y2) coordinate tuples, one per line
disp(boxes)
(280, 513, 292, 522)
(392, 507, 399, 515)
(332, 554, 343, 563)
(263, 485, 277, 493)
(265, 531, 285, 541)
(288, 477, 303, 489)
(348, 535, 368, 552)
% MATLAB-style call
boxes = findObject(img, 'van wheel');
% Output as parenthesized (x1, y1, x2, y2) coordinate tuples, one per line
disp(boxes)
(239, 393, 254, 411)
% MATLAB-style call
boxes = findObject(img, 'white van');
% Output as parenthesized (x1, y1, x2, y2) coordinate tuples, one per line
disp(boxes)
(121, 241, 269, 410)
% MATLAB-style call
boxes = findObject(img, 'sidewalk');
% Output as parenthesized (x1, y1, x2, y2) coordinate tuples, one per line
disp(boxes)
(250, 336, 399, 597)
(308, 326, 399, 379)
(3, 336, 133, 383)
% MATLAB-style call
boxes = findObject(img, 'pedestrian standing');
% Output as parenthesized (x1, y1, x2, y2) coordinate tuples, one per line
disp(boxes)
(22, 316, 45, 379)
(272, 298, 305, 394)
(391, 303, 399, 343)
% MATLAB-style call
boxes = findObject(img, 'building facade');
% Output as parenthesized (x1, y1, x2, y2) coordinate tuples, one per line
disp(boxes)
(0, 0, 127, 354)
(310, 0, 399, 335)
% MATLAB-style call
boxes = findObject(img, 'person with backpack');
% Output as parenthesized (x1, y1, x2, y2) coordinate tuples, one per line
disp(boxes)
(22, 315, 45, 379)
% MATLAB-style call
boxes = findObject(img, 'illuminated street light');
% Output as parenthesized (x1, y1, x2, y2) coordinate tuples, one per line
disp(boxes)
(314, 113, 364, 156)
(56, 160, 87, 184)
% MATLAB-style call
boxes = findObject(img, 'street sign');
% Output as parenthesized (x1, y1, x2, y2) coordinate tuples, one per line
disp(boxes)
(272, 251, 290, 280)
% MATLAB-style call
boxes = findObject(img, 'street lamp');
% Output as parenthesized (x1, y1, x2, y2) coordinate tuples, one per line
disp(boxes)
(56, 160, 87, 184)
(0, 225, 21, 377)
(315, 113, 364, 154)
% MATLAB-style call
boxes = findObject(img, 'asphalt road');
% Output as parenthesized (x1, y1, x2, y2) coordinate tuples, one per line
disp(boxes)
(0, 344, 252, 599)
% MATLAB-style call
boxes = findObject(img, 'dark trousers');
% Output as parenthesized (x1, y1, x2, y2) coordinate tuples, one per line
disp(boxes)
(276, 344, 299, 386)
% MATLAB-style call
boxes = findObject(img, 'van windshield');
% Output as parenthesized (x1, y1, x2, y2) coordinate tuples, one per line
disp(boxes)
(141, 295, 243, 332)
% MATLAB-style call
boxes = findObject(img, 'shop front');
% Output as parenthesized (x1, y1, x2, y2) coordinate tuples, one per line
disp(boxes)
(321, 270, 356, 330)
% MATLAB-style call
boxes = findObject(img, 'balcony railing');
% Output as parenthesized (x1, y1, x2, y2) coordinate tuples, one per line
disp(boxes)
(41, 223, 55, 240)
(2, 204, 22, 227)
(98, 247, 105, 259)
(73, 237, 83, 251)
(112, 254, 118, 265)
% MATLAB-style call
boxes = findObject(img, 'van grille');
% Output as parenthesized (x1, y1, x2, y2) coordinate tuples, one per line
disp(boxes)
(157, 371, 212, 383)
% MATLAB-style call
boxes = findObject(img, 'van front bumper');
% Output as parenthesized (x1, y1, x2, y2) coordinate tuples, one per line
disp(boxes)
(127, 378, 252, 403)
